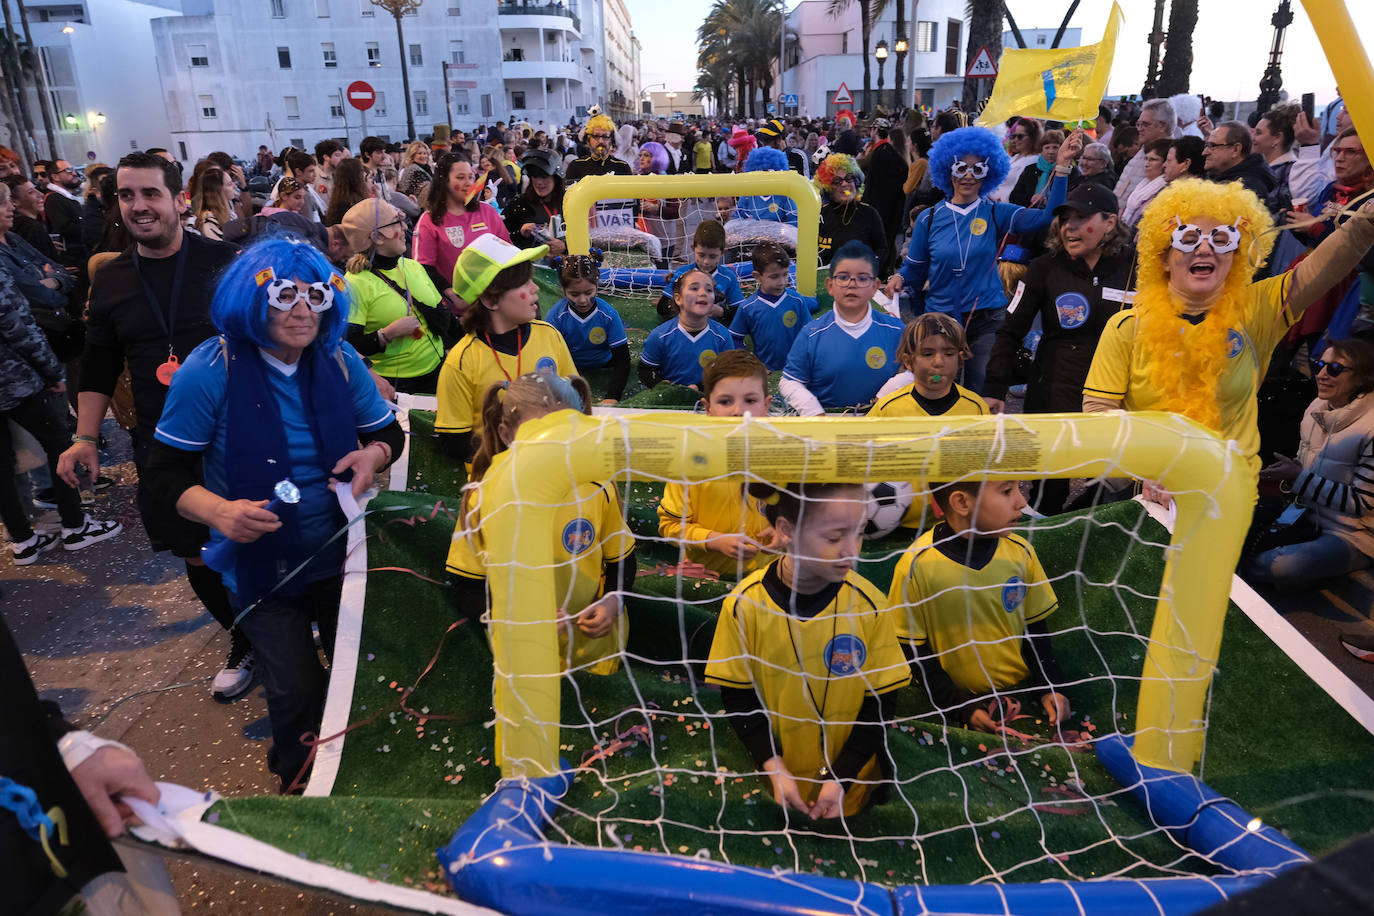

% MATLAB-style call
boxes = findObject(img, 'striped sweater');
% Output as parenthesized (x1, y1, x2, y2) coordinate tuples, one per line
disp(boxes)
(1294, 393, 1374, 557)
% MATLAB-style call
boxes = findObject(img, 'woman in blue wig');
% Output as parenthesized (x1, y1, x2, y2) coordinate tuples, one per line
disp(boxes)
(145, 236, 404, 792)
(888, 125, 1084, 394)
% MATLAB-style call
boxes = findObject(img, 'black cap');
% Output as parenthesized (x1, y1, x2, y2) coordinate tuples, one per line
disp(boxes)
(1054, 182, 1118, 218)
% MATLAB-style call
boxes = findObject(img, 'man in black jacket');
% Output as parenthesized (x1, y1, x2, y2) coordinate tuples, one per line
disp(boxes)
(1204, 121, 1279, 203)
(43, 160, 86, 265)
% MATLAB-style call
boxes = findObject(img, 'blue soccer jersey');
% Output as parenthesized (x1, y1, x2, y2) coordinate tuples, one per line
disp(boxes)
(730, 289, 816, 370)
(640, 318, 737, 387)
(545, 296, 628, 369)
(667, 262, 745, 307)
(782, 309, 905, 409)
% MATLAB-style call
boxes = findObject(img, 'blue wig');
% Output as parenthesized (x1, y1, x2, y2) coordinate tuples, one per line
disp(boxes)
(830, 239, 878, 274)
(743, 146, 788, 173)
(638, 141, 669, 174)
(211, 236, 350, 354)
(927, 126, 1011, 198)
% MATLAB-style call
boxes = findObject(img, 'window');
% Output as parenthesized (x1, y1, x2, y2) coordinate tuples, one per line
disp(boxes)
(841, 32, 848, 55)
(360, 0, 374, 16)
(409, 43, 423, 66)
(1036, 34, 1047, 45)
(189, 43, 208, 67)
(284, 95, 300, 119)
(199, 94, 216, 118)
(366, 42, 380, 67)
(277, 46, 292, 69)
(945, 19, 962, 76)
(316, 0, 329, 15)
(480, 92, 492, 118)
(915, 21, 936, 53)
(510, 90, 525, 109)
(449, 40, 465, 63)
(414, 90, 428, 116)
(322, 42, 336, 67)
(453, 89, 470, 115)
(178, 141, 188, 160)
(329, 93, 343, 118)
(374, 90, 387, 116)
(270, 0, 284, 17)
(290, 137, 304, 148)
(506, 47, 524, 62)
(447, 3, 460, 15)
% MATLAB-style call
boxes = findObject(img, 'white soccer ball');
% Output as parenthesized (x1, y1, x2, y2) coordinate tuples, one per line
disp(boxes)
(863, 481, 914, 538)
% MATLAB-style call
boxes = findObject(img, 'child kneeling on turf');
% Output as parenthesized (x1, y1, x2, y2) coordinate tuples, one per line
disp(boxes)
(446, 372, 637, 675)
(729, 241, 815, 371)
(706, 482, 910, 819)
(639, 268, 737, 389)
(868, 313, 990, 529)
(657, 351, 775, 578)
(888, 480, 1068, 734)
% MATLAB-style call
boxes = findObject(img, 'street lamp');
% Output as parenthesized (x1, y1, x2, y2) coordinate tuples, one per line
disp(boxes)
(92, 112, 106, 126)
(874, 39, 888, 112)
(665, 90, 676, 114)
(894, 35, 908, 112)
(63, 113, 78, 129)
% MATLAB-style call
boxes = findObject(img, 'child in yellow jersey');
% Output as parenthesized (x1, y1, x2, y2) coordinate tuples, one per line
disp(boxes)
(657, 351, 776, 578)
(446, 372, 636, 675)
(435, 235, 576, 464)
(868, 314, 989, 530)
(706, 481, 910, 820)
(888, 479, 1068, 734)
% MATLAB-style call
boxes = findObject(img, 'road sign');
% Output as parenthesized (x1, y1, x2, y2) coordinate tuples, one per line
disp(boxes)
(832, 82, 853, 105)
(966, 46, 998, 79)
(766, 103, 776, 114)
(347, 80, 376, 111)
(781, 93, 798, 107)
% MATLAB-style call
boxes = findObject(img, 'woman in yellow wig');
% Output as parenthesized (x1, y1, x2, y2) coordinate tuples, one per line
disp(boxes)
(1083, 178, 1374, 479)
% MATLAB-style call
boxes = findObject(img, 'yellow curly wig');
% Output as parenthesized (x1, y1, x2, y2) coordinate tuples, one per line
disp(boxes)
(1132, 179, 1275, 430)
(582, 114, 616, 141)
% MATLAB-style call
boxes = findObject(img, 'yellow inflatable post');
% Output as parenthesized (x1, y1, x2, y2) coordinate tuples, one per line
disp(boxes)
(561, 171, 823, 297)
(1301, 0, 1374, 151)
(483, 411, 1251, 778)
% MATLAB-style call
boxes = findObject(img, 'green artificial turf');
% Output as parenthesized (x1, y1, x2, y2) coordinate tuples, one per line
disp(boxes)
(204, 492, 1374, 899)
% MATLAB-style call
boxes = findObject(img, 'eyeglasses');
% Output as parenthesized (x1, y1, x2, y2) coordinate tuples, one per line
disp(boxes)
(54, 167, 75, 175)
(266, 278, 336, 312)
(1170, 219, 1243, 254)
(832, 176, 859, 185)
(1203, 140, 1239, 150)
(831, 273, 876, 287)
(587, 132, 614, 140)
(1009, 133, 1028, 140)
(950, 160, 990, 179)
(1314, 359, 1349, 378)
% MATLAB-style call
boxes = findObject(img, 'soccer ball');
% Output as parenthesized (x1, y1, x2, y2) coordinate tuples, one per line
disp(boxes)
(864, 481, 914, 538)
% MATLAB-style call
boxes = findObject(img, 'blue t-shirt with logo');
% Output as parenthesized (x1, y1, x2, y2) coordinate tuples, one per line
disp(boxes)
(545, 296, 628, 369)
(666, 262, 745, 306)
(729, 289, 816, 370)
(640, 318, 737, 387)
(782, 310, 905, 409)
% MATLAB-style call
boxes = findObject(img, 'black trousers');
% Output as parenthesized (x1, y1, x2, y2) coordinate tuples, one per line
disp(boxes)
(0, 391, 85, 539)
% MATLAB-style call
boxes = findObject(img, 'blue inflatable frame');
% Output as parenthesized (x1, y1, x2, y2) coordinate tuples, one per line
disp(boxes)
(438, 737, 1307, 916)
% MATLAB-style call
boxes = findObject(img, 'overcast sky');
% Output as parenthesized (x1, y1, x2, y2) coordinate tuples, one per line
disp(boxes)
(624, 0, 1373, 108)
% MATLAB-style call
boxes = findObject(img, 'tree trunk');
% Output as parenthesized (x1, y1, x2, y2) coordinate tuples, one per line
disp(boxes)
(394, 13, 414, 140)
(736, 68, 747, 118)
(0, 8, 38, 160)
(1156, 0, 1198, 97)
(860, 8, 872, 115)
(961, 0, 1004, 113)
(0, 61, 29, 171)
(15, 1, 56, 158)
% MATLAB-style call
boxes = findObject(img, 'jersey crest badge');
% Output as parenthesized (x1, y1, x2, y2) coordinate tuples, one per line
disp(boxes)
(783, 310, 798, 327)
(970, 217, 988, 236)
(865, 346, 887, 370)
(1227, 329, 1244, 359)
(824, 634, 867, 675)
(535, 356, 557, 373)
(588, 326, 607, 345)
(1055, 292, 1090, 329)
(698, 348, 718, 367)
(562, 518, 595, 554)
(1002, 576, 1026, 612)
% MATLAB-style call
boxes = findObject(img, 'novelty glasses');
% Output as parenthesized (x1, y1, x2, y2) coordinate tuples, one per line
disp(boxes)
(1170, 220, 1243, 255)
(950, 160, 990, 180)
(266, 278, 336, 312)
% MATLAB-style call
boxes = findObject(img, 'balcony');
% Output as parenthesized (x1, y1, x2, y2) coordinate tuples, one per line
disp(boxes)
(501, 56, 583, 83)
(497, 1, 580, 33)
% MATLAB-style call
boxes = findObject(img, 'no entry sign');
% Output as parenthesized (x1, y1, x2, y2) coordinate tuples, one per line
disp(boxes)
(347, 81, 376, 111)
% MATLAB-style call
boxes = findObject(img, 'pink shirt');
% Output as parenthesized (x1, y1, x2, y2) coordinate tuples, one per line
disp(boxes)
(412, 203, 511, 289)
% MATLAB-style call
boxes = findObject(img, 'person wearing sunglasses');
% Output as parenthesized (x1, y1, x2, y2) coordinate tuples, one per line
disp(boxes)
(887, 125, 1085, 395)
(564, 113, 633, 185)
(144, 237, 403, 793)
(1084, 179, 1374, 496)
(1248, 337, 1374, 597)
(814, 152, 887, 268)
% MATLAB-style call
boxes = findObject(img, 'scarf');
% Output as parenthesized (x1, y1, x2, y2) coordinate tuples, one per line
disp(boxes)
(1033, 154, 1054, 196)
(223, 336, 356, 605)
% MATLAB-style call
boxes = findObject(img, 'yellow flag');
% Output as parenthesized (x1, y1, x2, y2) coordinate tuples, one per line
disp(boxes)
(977, 3, 1125, 128)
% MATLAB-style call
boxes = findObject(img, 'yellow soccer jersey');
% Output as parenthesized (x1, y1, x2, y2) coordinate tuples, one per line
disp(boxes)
(867, 382, 989, 528)
(657, 479, 772, 579)
(705, 563, 910, 815)
(446, 451, 636, 675)
(1082, 274, 1292, 474)
(436, 321, 576, 441)
(889, 525, 1057, 694)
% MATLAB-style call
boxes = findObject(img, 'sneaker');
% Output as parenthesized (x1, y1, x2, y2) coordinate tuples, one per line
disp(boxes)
(34, 477, 114, 510)
(1339, 633, 1374, 663)
(61, 515, 122, 551)
(12, 531, 59, 565)
(212, 639, 257, 700)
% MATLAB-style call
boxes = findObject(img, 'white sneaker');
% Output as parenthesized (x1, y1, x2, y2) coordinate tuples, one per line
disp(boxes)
(12, 531, 60, 565)
(212, 643, 257, 700)
(61, 515, 122, 551)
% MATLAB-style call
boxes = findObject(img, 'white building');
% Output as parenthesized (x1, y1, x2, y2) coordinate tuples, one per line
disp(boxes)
(151, 0, 612, 165)
(602, 0, 641, 122)
(1001, 27, 1083, 51)
(0, 0, 180, 168)
(779, 0, 970, 118)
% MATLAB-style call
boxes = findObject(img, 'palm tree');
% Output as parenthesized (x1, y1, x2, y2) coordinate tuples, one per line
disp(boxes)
(694, 67, 728, 119)
(697, 0, 785, 119)
(0, 5, 38, 160)
(828, 0, 888, 115)
(961, 0, 1004, 113)
(1156, 0, 1198, 96)
(14, 1, 56, 158)
(370, 0, 422, 140)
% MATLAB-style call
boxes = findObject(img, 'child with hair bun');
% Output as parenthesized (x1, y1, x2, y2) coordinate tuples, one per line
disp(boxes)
(639, 267, 737, 390)
(706, 481, 909, 820)
(544, 252, 630, 404)
(446, 371, 636, 676)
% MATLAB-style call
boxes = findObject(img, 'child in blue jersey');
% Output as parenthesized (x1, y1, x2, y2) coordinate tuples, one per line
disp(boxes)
(729, 241, 816, 370)
(544, 253, 630, 404)
(655, 219, 745, 323)
(639, 268, 737, 389)
(780, 240, 905, 415)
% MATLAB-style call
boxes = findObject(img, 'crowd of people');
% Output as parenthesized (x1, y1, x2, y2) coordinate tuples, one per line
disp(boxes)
(3, 86, 1374, 909)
